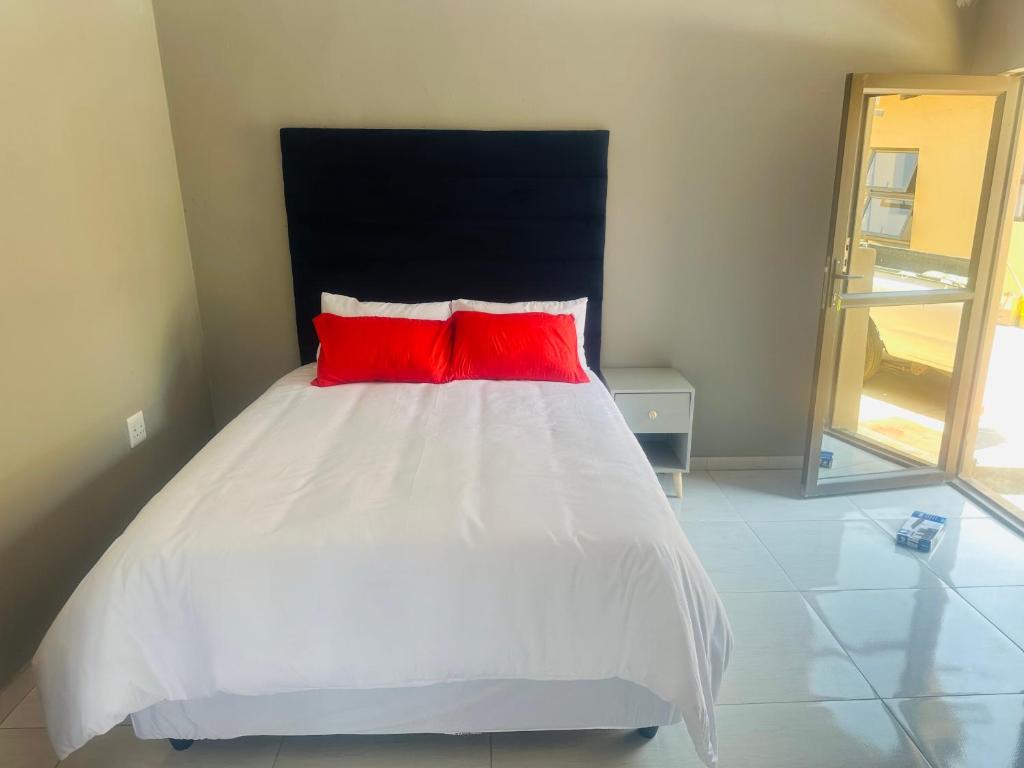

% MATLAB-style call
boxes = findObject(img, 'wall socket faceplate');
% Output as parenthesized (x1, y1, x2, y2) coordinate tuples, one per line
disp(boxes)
(127, 410, 147, 448)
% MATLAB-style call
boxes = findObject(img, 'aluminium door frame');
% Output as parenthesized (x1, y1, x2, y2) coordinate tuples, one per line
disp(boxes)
(955, 77, 1024, 492)
(803, 73, 1022, 497)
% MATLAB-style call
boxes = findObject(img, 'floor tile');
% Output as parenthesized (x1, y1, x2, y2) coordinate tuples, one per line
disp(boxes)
(0, 729, 58, 768)
(749, 520, 944, 590)
(850, 484, 990, 519)
(710, 700, 929, 768)
(958, 587, 1024, 650)
(664, 470, 729, 503)
(711, 470, 865, 520)
(732, 497, 866, 522)
(671, 501, 742, 522)
(0, 668, 35, 725)
(886, 694, 1024, 768)
(492, 725, 696, 767)
(1, 689, 45, 729)
(60, 728, 280, 767)
(807, 588, 1024, 698)
(873, 517, 1024, 587)
(504, 702, 932, 768)
(663, 472, 742, 522)
(709, 469, 805, 504)
(275, 733, 489, 767)
(715, 592, 874, 704)
(678, 522, 794, 592)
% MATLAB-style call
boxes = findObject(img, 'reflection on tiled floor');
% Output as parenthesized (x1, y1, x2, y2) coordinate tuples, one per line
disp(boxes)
(3, 470, 1024, 767)
(820, 434, 903, 479)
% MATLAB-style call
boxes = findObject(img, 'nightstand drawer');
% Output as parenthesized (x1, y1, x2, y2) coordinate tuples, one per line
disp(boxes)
(615, 392, 691, 434)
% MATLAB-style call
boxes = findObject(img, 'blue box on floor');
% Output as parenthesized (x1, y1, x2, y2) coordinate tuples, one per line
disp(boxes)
(896, 511, 947, 552)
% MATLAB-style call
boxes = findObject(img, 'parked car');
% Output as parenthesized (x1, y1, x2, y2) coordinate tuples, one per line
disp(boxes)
(864, 268, 964, 379)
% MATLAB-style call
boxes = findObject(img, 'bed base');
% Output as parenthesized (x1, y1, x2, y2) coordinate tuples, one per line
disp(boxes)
(167, 727, 659, 752)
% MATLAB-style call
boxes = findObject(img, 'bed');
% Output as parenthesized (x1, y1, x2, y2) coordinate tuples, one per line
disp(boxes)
(33, 129, 731, 766)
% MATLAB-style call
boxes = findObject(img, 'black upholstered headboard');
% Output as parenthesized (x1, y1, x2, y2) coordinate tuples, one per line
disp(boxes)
(280, 128, 609, 370)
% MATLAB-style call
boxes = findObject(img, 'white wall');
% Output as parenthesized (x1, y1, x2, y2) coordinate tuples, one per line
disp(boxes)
(152, 0, 971, 457)
(0, 0, 213, 684)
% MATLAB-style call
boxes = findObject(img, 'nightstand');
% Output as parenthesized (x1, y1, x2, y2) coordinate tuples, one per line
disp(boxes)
(603, 367, 694, 498)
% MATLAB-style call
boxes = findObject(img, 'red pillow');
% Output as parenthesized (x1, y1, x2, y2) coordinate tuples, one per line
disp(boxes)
(449, 311, 589, 383)
(312, 313, 452, 386)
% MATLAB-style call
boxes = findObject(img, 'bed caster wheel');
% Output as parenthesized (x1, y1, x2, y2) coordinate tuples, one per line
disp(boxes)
(637, 726, 659, 739)
(169, 739, 194, 751)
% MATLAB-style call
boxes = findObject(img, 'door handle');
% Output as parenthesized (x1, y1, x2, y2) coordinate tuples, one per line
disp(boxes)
(833, 273, 864, 281)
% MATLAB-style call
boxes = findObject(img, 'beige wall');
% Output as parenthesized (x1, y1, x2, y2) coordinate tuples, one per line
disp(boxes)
(968, 0, 1024, 74)
(0, 0, 213, 685)
(152, 0, 970, 458)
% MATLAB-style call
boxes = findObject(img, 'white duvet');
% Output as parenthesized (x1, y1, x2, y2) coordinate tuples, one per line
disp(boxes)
(34, 365, 731, 764)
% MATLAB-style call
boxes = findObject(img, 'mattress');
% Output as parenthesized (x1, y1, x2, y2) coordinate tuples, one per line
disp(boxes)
(34, 365, 731, 765)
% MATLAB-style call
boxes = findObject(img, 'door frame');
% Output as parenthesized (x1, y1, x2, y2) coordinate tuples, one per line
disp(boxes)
(955, 75, 1024, 513)
(803, 73, 1023, 497)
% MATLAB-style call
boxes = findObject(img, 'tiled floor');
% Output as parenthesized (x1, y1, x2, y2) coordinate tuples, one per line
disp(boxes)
(3, 469, 1024, 767)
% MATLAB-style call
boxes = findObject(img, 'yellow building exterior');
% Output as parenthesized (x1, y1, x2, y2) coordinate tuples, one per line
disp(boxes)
(868, 93, 1024, 320)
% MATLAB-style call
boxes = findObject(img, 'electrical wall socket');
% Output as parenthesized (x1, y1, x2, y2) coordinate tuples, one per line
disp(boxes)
(127, 410, 147, 448)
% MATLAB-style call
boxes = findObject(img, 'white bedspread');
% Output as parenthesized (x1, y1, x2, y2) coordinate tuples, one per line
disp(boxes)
(34, 365, 731, 764)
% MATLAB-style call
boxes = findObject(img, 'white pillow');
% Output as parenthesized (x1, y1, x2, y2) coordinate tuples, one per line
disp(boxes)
(450, 297, 588, 368)
(321, 292, 452, 320)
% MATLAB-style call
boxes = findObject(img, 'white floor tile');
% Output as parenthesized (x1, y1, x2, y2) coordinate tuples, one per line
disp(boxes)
(850, 484, 990, 519)
(0, 668, 35, 725)
(958, 587, 1024, 650)
(749, 520, 944, 590)
(872, 517, 1024, 587)
(504, 702, 936, 768)
(275, 733, 489, 768)
(670, 500, 742, 522)
(678, 522, 795, 592)
(715, 592, 874, 705)
(663, 471, 727, 503)
(807, 588, 1024, 698)
(711, 470, 865, 520)
(709, 700, 930, 768)
(0, 729, 58, 768)
(60, 728, 280, 767)
(886, 694, 1024, 768)
(1, 689, 45, 729)
(663, 472, 742, 522)
(734, 496, 866, 521)
(492, 726, 697, 768)
(709, 469, 805, 504)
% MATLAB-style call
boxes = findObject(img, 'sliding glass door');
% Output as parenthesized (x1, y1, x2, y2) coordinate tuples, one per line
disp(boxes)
(804, 74, 1022, 497)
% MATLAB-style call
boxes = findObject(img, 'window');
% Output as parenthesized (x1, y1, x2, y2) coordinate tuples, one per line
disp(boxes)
(862, 197, 914, 241)
(861, 149, 918, 243)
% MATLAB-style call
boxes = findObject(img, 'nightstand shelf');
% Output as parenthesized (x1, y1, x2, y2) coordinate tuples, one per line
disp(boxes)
(603, 367, 694, 498)
(639, 439, 686, 474)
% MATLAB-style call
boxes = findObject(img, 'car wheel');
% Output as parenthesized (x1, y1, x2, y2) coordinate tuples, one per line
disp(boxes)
(864, 318, 883, 381)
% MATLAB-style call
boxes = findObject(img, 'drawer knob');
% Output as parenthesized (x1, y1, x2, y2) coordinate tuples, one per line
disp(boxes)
(648, 409, 658, 420)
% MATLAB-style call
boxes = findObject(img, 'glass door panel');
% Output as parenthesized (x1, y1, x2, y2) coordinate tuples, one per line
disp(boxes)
(855, 94, 997, 296)
(960, 123, 1024, 522)
(824, 301, 964, 481)
(805, 74, 1022, 496)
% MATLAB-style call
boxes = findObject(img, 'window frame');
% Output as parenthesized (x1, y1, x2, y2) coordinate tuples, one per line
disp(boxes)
(860, 147, 919, 245)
